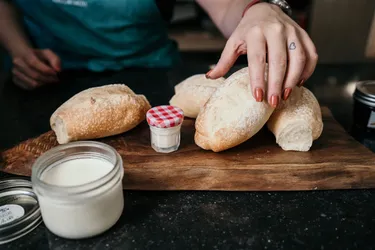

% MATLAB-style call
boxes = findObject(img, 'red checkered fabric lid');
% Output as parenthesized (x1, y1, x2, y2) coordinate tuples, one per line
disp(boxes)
(146, 105, 184, 128)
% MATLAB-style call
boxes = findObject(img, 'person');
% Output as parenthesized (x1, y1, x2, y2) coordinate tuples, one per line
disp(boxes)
(0, 0, 317, 108)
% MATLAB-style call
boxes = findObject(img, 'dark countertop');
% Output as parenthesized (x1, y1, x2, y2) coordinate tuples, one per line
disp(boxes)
(1, 54, 375, 249)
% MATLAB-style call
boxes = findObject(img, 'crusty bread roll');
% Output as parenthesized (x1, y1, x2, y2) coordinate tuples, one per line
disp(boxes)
(194, 67, 274, 152)
(267, 86, 323, 151)
(169, 74, 225, 118)
(50, 84, 151, 144)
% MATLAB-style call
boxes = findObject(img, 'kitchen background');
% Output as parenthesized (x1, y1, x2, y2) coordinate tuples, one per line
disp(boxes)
(1, 2, 375, 249)
(1, 0, 375, 115)
(168, 0, 375, 63)
(1, 0, 375, 65)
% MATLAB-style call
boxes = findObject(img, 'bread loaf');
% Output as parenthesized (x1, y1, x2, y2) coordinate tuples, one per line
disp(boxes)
(267, 86, 323, 151)
(169, 74, 225, 118)
(194, 67, 274, 152)
(50, 84, 151, 144)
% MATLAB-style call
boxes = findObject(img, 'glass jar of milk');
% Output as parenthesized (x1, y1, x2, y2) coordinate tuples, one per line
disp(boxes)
(32, 141, 124, 239)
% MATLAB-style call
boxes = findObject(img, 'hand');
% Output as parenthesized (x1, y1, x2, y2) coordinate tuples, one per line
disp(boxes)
(12, 48, 61, 90)
(206, 3, 318, 107)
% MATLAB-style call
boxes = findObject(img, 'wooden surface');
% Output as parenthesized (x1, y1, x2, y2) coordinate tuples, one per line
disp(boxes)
(1, 107, 375, 191)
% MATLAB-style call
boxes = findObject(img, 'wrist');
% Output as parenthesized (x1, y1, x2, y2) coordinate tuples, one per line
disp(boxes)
(242, 0, 292, 18)
(9, 43, 32, 58)
(242, 0, 261, 17)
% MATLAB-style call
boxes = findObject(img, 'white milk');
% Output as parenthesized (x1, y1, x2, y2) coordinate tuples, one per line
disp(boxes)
(35, 157, 124, 239)
(149, 125, 181, 153)
(42, 158, 113, 186)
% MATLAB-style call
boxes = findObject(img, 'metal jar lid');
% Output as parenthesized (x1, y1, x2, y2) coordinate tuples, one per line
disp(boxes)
(353, 81, 375, 108)
(0, 178, 42, 244)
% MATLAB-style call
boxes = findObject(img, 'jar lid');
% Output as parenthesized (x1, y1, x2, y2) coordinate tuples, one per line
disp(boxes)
(354, 81, 375, 107)
(146, 105, 184, 128)
(0, 178, 42, 245)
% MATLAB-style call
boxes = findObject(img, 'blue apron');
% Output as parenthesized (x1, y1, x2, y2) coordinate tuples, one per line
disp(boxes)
(8, 0, 180, 71)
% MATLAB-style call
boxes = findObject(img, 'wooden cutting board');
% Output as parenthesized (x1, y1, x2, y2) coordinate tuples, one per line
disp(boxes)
(1, 107, 375, 191)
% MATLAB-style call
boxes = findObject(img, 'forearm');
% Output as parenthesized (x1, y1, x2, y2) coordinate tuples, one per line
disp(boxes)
(196, 0, 251, 38)
(0, 0, 31, 57)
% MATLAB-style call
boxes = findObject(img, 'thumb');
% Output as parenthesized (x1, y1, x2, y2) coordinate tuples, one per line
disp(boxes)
(206, 39, 242, 79)
(38, 49, 61, 72)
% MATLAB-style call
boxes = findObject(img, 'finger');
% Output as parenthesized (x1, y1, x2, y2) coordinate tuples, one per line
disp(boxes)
(246, 29, 267, 102)
(13, 76, 31, 90)
(13, 58, 59, 83)
(265, 24, 287, 108)
(12, 68, 40, 89)
(298, 30, 319, 86)
(25, 53, 56, 76)
(38, 49, 61, 72)
(206, 38, 246, 79)
(282, 35, 306, 100)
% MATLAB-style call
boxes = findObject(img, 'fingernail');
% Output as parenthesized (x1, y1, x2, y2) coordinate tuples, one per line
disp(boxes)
(283, 88, 292, 100)
(297, 79, 304, 87)
(270, 95, 279, 108)
(205, 70, 212, 79)
(254, 88, 263, 102)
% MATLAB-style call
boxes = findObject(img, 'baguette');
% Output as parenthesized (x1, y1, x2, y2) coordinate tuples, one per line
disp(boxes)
(50, 84, 151, 144)
(194, 67, 274, 152)
(169, 74, 225, 118)
(267, 86, 323, 151)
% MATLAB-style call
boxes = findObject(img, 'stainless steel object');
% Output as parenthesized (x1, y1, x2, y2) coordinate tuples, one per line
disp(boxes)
(0, 178, 42, 244)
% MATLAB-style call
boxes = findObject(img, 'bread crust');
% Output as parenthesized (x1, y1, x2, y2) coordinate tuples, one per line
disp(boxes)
(169, 74, 225, 118)
(267, 86, 323, 151)
(194, 67, 274, 152)
(50, 84, 151, 144)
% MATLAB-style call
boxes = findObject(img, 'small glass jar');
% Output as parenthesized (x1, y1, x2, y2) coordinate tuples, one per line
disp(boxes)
(146, 105, 184, 153)
(149, 124, 182, 153)
(31, 141, 124, 240)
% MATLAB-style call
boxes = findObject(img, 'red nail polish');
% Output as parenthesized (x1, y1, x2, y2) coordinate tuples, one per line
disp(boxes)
(283, 88, 292, 100)
(254, 88, 264, 102)
(205, 70, 212, 79)
(270, 95, 279, 108)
